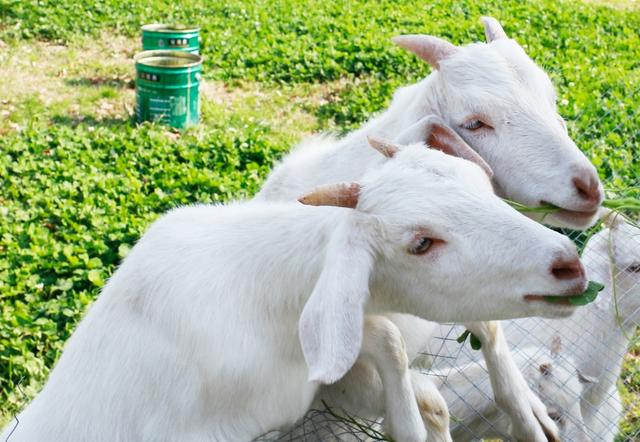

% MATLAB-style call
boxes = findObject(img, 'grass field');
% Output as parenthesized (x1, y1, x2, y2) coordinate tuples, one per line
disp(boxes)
(0, 0, 639, 438)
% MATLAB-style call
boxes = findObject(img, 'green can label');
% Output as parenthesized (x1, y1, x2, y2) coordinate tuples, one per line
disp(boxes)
(134, 50, 202, 129)
(141, 24, 200, 54)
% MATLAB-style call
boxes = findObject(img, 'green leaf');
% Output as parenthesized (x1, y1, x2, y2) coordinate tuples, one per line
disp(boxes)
(456, 330, 482, 350)
(87, 257, 103, 269)
(118, 243, 131, 259)
(456, 329, 470, 344)
(53, 278, 74, 292)
(469, 333, 482, 350)
(87, 269, 104, 287)
(544, 280, 605, 305)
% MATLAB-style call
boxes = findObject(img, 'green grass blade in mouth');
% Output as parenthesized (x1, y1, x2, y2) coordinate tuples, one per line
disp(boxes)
(504, 198, 640, 219)
(503, 199, 561, 214)
(543, 280, 605, 305)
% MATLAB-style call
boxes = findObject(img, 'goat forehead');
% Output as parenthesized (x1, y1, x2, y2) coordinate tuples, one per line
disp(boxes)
(440, 43, 515, 86)
(495, 42, 556, 99)
(358, 148, 496, 218)
(439, 42, 554, 108)
(379, 148, 491, 192)
(359, 177, 496, 225)
(400, 148, 458, 175)
(398, 145, 486, 174)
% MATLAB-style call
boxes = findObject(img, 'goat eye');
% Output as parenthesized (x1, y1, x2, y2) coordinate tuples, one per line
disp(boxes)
(627, 264, 640, 273)
(409, 237, 433, 255)
(461, 120, 486, 131)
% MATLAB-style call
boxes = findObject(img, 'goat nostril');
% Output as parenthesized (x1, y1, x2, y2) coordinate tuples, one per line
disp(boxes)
(551, 258, 585, 281)
(572, 176, 601, 205)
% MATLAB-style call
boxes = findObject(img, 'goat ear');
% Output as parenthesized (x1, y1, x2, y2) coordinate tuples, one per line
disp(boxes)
(392, 35, 457, 69)
(397, 115, 494, 178)
(577, 370, 599, 384)
(298, 183, 361, 209)
(367, 136, 400, 158)
(481, 16, 508, 42)
(299, 222, 374, 383)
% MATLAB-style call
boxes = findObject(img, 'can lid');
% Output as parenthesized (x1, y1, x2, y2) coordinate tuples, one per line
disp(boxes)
(134, 50, 202, 68)
(142, 23, 200, 33)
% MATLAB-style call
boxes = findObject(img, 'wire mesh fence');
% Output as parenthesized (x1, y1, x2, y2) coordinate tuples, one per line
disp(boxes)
(254, 78, 640, 441)
(253, 408, 388, 442)
(430, 215, 640, 442)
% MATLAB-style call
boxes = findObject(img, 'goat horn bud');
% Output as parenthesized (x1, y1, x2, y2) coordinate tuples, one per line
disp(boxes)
(367, 136, 399, 158)
(298, 183, 361, 209)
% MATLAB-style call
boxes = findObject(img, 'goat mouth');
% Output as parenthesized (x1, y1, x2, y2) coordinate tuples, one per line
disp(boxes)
(524, 285, 584, 305)
(553, 208, 599, 223)
(539, 201, 599, 223)
(524, 281, 603, 306)
(523, 294, 576, 306)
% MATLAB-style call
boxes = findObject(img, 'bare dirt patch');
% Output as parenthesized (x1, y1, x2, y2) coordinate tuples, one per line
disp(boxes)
(0, 34, 356, 139)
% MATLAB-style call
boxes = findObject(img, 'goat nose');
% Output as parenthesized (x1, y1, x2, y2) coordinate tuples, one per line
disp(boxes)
(550, 257, 585, 281)
(572, 174, 602, 209)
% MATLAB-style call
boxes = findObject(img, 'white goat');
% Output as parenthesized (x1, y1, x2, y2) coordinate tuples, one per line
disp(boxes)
(499, 214, 640, 441)
(258, 17, 603, 228)
(438, 336, 595, 442)
(256, 16, 602, 441)
(1, 141, 587, 442)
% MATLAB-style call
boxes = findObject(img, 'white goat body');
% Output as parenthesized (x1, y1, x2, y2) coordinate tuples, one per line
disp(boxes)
(1, 144, 586, 442)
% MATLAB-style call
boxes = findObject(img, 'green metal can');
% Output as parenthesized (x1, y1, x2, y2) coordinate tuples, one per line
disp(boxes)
(141, 24, 200, 54)
(135, 50, 202, 129)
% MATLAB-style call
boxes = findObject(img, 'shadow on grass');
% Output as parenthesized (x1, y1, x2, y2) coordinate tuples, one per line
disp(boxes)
(51, 114, 134, 128)
(64, 76, 135, 89)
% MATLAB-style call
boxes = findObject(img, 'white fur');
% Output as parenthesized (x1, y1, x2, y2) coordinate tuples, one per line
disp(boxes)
(1, 145, 586, 442)
(261, 121, 585, 439)
(256, 20, 601, 440)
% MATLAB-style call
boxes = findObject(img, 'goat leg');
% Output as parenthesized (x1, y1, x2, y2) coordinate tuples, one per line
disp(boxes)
(463, 321, 560, 442)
